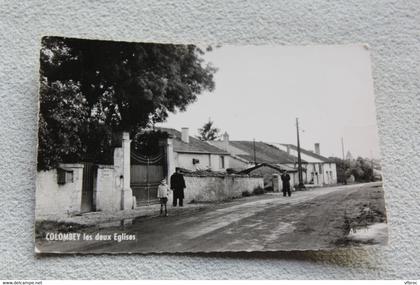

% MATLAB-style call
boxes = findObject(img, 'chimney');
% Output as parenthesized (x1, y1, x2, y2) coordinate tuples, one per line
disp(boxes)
(314, 143, 320, 155)
(181, 127, 189, 143)
(223, 132, 229, 150)
(286, 145, 290, 155)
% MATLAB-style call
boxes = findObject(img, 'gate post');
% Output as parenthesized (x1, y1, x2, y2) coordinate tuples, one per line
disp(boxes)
(161, 136, 175, 184)
(121, 132, 134, 210)
(272, 174, 281, 192)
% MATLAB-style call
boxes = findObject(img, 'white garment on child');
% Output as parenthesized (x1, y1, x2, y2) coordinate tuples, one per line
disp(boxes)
(157, 184, 170, 198)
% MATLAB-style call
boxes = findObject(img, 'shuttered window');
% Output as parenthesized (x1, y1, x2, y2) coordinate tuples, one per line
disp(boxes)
(57, 168, 74, 185)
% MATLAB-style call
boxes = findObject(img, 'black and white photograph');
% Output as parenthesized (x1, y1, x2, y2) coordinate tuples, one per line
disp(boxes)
(35, 37, 387, 253)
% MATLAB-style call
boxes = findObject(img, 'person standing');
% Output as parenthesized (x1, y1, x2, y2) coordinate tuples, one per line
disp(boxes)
(170, 167, 186, 207)
(281, 171, 291, 197)
(157, 178, 171, 216)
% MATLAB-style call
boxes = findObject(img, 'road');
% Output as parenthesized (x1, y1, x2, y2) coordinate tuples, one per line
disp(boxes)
(36, 182, 387, 253)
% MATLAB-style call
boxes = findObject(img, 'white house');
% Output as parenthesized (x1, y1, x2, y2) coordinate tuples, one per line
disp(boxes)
(210, 132, 337, 187)
(158, 127, 230, 172)
(271, 143, 338, 186)
(210, 133, 300, 188)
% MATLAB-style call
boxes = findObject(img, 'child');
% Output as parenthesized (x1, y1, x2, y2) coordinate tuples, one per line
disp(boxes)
(157, 178, 171, 216)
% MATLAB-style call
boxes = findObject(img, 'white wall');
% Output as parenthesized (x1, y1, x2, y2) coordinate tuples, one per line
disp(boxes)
(284, 162, 337, 186)
(94, 165, 121, 212)
(323, 163, 337, 185)
(35, 164, 84, 219)
(175, 152, 228, 171)
(183, 174, 264, 202)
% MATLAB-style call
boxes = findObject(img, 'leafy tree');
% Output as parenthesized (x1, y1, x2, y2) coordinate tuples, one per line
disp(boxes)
(197, 119, 220, 141)
(37, 79, 90, 170)
(132, 130, 169, 156)
(38, 36, 216, 169)
(329, 156, 375, 183)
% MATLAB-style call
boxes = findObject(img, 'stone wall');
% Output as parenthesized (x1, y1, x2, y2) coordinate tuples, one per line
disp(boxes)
(35, 133, 136, 219)
(35, 164, 84, 218)
(93, 165, 121, 212)
(94, 136, 135, 212)
(183, 174, 263, 202)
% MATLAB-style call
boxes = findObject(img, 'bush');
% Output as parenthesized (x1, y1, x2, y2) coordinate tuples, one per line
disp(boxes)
(252, 186, 265, 195)
(265, 186, 273, 192)
(242, 190, 251, 197)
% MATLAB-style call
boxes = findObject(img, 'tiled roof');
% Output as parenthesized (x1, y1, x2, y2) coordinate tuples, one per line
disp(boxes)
(239, 163, 298, 174)
(228, 141, 303, 164)
(279, 143, 331, 162)
(157, 128, 229, 155)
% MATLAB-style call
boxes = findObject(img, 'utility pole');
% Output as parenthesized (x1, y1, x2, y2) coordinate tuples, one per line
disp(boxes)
(370, 149, 374, 182)
(341, 137, 347, 185)
(253, 138, 257, 165)
(296, 118, 305, 190)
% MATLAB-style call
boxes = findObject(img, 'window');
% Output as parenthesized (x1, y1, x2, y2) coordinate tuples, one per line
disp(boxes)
(57, 168, 74, 185)
(219, 156, 225, 169)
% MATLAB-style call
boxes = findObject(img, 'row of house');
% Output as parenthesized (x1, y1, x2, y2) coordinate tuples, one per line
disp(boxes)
(162, 127, 337, 189)
(36, 126, 337, 218)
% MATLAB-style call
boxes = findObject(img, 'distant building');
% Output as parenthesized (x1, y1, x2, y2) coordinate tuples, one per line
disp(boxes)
(158, 127, 230, 172)
(210, 133, 300, 188)
(271, 143, 337, 186)
(211, 132, 337, 187)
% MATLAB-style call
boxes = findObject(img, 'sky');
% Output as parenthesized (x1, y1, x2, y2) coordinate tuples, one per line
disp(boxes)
(157, 44, 381, 159)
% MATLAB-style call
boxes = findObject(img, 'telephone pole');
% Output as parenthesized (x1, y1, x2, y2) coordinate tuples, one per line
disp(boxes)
(341, 137, 347, 185)
(370, 149, 374, 182)
(296, 118, 305, 190)
(253, 138, 257, 165)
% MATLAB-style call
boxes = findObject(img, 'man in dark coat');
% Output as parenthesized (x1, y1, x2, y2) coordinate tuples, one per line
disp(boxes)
(170, 168, 186, 207)
(281, 171, 291, 197)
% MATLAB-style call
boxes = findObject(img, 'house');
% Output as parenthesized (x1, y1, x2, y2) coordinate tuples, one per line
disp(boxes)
(210, 132, 337, 188)
(158, 127, 230, 172)
(271, 143, 337, 186)
(237, 162, 298, 190)
(128, 127, 231, 206)
(210, 133, 300, 188)
(36, 129, 259, 218)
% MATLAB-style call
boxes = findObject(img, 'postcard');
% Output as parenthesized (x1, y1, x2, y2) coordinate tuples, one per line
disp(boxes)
(35, 37, 387, 253)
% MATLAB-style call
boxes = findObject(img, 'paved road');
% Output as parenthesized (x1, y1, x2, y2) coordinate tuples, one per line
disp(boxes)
(36, 182, 386, 253)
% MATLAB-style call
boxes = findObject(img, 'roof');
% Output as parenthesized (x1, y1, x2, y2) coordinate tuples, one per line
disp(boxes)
(157, 127, 229, 155)
(238, 163, 298, 174)
(228, 141, 303, 164)
(279, 143, 332, 162)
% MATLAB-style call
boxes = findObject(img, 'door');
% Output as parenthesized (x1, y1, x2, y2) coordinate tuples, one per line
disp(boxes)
(81, 162, 96, 212)
(130, 148, 166, 206)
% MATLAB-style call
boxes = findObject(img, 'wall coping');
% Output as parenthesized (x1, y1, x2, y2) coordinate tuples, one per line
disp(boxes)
(97, 164, 114, 169)
(183, 173, 263, 178)
(58, 163, 84, 169)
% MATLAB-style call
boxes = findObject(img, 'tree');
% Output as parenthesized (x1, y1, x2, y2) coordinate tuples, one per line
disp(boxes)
(329, 156, 375, 183)
(38, 36, 216, 169)
(37, 79, 89, 170)
(197, 119, 220, 141)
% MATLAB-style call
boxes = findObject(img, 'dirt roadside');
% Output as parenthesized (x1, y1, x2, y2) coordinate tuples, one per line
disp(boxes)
(35, 183, 387, 253)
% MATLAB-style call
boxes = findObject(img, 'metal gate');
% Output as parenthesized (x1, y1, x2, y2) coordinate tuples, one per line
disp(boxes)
(130, 148, 165, 206)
